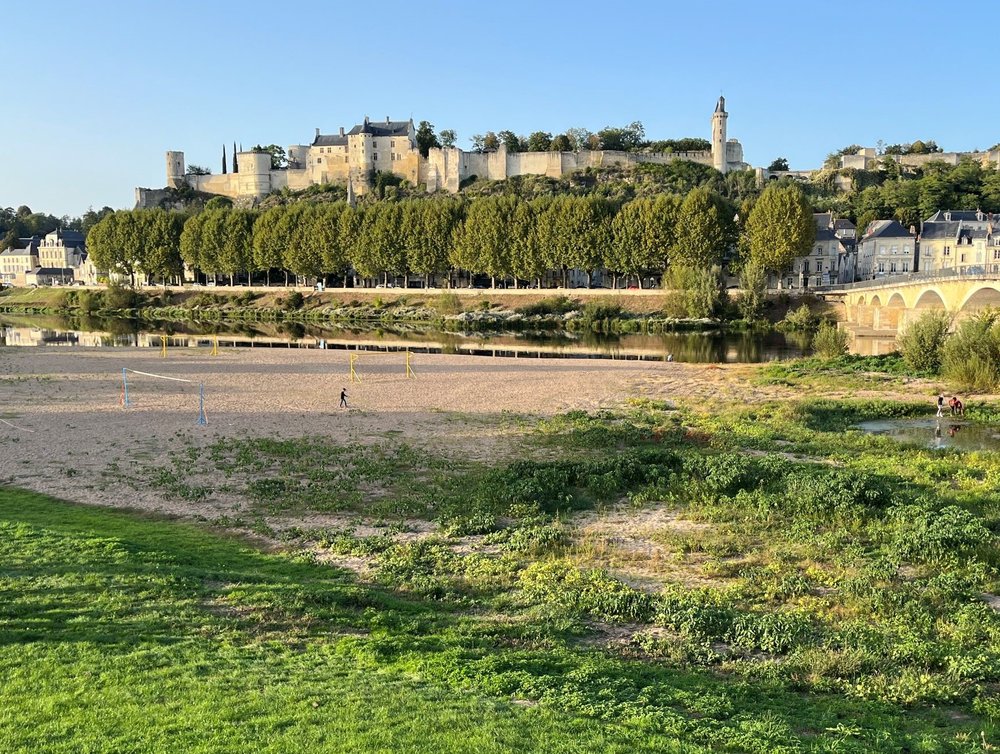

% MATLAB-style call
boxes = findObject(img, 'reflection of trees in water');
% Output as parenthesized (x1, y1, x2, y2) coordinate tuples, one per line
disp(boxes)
(279, 322, 306, 340)
(1, 313, 812, 363)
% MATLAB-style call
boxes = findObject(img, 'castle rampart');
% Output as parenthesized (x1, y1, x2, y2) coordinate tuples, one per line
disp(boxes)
(139, 99, 748, 207)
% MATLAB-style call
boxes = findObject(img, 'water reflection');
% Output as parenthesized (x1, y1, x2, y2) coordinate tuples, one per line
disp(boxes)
(0, 314, 816, 363)
(857, 418, 1000, 452)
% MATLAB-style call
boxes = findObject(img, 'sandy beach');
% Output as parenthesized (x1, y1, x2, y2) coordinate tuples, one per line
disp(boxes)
(0, 346, 777, 519)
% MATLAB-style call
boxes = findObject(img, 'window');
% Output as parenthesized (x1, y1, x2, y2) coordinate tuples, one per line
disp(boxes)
(903, 261, 909, 272)
(880, 245, 886, 254)
(961, 253, 966, 263)
(944, 245, 951, 256)
(890, 261, 897, 273)
(994, 249, 1000, 260)
(344, 157, 348, 163)
(374, 153, 378, 161)
(816, 261, 822, 273)
(391, 154, 395, 161)
(317, 157, 322, 163)
(878, 261, 885, 273)
(391, 140, 395, 148)
(373, 141, 378, 149)
(891, 245, 897, 254)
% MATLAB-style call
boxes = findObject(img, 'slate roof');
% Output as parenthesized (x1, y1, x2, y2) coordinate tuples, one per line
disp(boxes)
(50, 229, 85, 247)
(815, 227, 838, 242)
(814, 213, 832, 229)
(924, 210, 990, 223)
(30, 267, 75, 276)
(862, 219, 913, 240)
(313, 134, 348, 147)
(833, 218, 856, 231)
(348, 119, 411, 137)
(312, 118, 412, 147)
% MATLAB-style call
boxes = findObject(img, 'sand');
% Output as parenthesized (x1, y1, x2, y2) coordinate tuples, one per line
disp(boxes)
(0, 346, 777, 521)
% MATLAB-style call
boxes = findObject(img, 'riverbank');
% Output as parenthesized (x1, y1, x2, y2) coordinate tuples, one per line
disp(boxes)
(0, 285, 840, 334)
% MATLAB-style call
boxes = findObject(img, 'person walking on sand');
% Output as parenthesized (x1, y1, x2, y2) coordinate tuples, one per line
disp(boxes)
(339, 388, 348, 409)
(936, 395, 945, 417)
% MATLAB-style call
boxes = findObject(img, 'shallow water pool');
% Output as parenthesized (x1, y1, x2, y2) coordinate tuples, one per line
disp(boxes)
(856, 417, 1000, 451)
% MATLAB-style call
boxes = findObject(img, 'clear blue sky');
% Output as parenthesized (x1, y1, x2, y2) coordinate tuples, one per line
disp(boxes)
(4, 0, 993, 218)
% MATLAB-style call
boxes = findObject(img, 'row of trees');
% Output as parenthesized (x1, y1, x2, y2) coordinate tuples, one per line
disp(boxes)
(86, 184, 814, 295)
(410, 120, 709, 157)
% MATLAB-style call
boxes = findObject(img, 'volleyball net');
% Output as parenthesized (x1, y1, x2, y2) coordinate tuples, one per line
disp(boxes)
(119, 367, 208, 425)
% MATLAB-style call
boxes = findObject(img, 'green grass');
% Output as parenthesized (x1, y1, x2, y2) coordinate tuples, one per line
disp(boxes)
(2, 485, 996, 752)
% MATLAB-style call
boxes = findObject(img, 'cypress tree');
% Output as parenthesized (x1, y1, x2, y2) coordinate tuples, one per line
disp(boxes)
(233, 142, 239, 173)
(222, 145, 227, 175)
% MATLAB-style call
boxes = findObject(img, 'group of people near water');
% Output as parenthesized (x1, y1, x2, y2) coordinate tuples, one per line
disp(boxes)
(937, 394, 964, 418)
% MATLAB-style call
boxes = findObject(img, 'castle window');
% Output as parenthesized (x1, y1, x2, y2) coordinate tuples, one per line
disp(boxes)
(345, 157, 348, 163)
(374, 153, 378, 161)
(903, 261, 909, 272)
(944, 245, 951, 256)
(317, 158, 322, 163)
(391, 140, 395, 147)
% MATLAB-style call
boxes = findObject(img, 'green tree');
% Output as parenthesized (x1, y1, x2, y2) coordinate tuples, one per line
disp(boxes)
(439, 129, 457, 148)
(526, 132, 552, 152)
(452, 195, 517, 286)
(415, 121, 440, 158)
(251, 144, 287, 170)
(252, 205, 286, 286)
(141, 209, 185, 285)
(743, 183, 815, 277)
(219, 209, 255, 285)
(672, 188, 730, 269)
(312, 203, 348, 281)
(409, 199, 461, 286)
(767, 157, 789, 172)
(497, 130, 523, 153)
(597, 122, 645, 151)
(550, 134, 572, 152)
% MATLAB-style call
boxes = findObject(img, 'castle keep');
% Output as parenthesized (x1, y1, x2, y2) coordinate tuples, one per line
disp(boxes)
(143, 98, 748, 205)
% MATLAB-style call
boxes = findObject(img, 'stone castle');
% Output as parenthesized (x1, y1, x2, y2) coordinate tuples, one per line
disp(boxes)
(139, 98, 748, 205)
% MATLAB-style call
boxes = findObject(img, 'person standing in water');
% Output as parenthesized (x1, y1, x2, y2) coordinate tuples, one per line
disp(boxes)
(936, 395, 944, 417)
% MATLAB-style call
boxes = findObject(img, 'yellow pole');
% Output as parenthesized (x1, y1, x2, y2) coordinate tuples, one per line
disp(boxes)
(350, 353, 361, 383)
(161, 335, 167, 358)
(405, 350, 414, 378)
(211, 335, 219, 356)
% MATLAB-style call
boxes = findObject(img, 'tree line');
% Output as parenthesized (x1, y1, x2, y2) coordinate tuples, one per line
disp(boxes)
(808, 157, 1000, 232)
(85, 184, 814, 296)
(1, 205, 114, 251)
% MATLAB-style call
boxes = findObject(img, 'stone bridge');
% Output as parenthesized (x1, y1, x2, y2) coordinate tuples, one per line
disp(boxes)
(819, 269, 1000, 333)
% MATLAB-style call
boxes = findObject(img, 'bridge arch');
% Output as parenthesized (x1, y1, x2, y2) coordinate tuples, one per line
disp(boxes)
(886, 293, 905, 308)
(914, 289, 947, 310)
(958, 286, 1000, 312)
(870, 294, 882, 307)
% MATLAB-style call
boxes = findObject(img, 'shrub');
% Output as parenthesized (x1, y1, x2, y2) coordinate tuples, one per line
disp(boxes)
(517, 296, 575, 316)
(897, 310, 950, 373)
(284, 291, 305, 311)
(432, 292, 464, 315)
(102, 282, 143, 311)
(941, 309, 1000, 391)
(780, 303, 816, 331)
(663, 265, 724, 319)
(812, 321, 849, 359)
(737, 258, 767, 321)
(581, 300, 624, 322)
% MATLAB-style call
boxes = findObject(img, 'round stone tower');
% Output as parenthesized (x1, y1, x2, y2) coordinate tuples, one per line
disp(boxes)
(166, 151, 185, 187)
(239, 152, 273, 198)
(711, 97, 728, 174)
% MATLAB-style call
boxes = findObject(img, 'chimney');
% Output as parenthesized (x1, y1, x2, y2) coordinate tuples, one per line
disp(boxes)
(315, 127, 320, 138)
(339, 126, 344, 136)
(386, 116, 390, 124)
